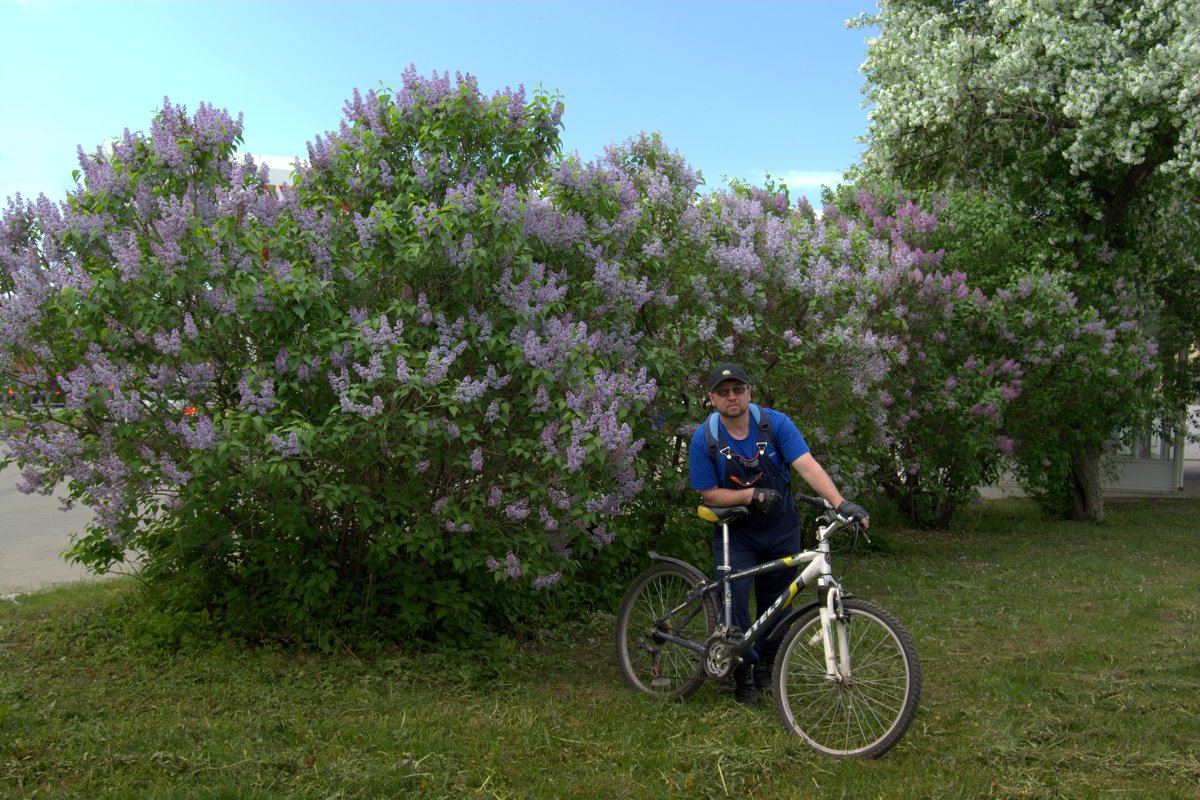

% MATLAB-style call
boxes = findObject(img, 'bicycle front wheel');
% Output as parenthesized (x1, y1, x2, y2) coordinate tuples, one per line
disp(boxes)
(615, 562, 717, 700)
(772, 598, 921, 758)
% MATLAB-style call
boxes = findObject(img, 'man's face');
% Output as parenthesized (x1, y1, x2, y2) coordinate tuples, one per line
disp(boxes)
(710, 380, 750, 419)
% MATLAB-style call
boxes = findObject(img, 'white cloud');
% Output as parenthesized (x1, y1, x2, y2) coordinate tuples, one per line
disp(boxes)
(728, 170, 848, 195)
(771, 170, 848, 191)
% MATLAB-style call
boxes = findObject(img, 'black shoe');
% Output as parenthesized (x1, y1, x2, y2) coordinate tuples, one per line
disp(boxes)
(753, 656, 774, 693)
(733, 666, 758, 709)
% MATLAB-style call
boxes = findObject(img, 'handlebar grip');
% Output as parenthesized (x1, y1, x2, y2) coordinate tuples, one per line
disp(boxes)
(795, 493, 833, 511)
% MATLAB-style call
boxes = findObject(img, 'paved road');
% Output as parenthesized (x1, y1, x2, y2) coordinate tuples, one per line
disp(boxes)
(0, 466, 100, 595)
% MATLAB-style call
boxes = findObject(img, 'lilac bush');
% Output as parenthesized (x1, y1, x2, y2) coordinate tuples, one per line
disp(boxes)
(3, 68, 1161, 641)
(0, 76, 657, 641)
(822, 186, 1163, 525)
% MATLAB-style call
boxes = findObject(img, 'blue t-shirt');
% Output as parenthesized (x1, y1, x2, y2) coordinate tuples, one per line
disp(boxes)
(688, 406, 811, 491)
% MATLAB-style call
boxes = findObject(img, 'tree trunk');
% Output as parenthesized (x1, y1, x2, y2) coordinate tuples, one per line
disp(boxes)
(1068, 446, 1105, 522)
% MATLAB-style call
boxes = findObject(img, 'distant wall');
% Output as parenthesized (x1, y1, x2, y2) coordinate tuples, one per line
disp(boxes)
(982, 405, 1199, 499)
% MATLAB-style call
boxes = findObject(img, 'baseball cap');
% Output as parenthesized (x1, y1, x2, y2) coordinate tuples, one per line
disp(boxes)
(707, 363, 751, 392)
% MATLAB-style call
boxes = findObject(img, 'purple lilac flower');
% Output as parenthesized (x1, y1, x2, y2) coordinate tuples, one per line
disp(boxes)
(269, 432, 302, 457)
(452, 375, 490, 403)
(533, 572, 562, 590)
(157, 453, 192, 485)
(504, 498, 530, 520)
(469, 447, 484, 472)
(201, 287, 237, 316)
(485, 551, 522, 580)
(153, 328, 183, 356)
(353, 353, 384, 382)
(252, 283, 271, 311)
(180, 414, 217, 450)
(588, 524, 616, 547)
(566, 443, 586, 472)
(488, 486, 503, 507)
(540, 422, 559, 451)
(416, 293, 433, 325)
(998, 384, 1022, 402)
(353, 212, 375, 249)
(363, 314, 404, 348)
(239, 376, 276, 415)
(150, 195, 190, 273)
(995, 436, 1015, 455)
(339, 394, 384, 417)
(108, 232, 141, 282)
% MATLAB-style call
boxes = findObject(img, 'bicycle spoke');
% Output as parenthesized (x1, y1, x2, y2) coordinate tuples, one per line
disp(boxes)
(773, 599, 921, 758)
(616, 563, 716, 699)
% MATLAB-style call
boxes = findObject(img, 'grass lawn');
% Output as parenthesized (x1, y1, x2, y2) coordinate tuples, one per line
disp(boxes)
(2, 497, 1198, 799)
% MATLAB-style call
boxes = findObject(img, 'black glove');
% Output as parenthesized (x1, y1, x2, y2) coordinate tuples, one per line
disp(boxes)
(837, 499, 869, 522)
(750, 488, 783, 515)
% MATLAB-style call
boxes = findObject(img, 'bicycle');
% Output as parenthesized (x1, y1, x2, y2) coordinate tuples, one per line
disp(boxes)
(614, 493, 921, 758)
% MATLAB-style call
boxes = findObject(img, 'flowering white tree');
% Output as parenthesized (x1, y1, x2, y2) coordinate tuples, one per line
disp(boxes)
(855, 0, 1200, 520)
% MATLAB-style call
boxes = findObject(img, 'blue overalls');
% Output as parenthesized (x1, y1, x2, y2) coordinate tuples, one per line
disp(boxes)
(712, 427, 801, 667)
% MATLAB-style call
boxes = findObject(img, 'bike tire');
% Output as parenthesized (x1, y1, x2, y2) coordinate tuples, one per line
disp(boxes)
(772, 597, 921, 758)
(615, 561, 717, 700)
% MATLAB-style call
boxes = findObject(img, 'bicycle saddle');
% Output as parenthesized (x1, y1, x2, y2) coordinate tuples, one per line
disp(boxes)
(697, 505, 751, 523)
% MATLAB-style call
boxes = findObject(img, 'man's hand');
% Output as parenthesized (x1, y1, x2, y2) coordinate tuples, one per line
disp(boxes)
(751, 488, 783, 515)
(837, 499, 869, 523)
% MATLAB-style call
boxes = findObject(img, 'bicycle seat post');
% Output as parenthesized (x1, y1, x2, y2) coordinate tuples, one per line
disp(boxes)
(718, 520, 733, 630)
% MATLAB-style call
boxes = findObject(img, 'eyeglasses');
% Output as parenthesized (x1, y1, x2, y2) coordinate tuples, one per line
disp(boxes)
(713, 385, 748, 398)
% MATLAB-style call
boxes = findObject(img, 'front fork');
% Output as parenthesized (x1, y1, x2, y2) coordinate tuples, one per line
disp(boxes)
(815, 576, 851, 681)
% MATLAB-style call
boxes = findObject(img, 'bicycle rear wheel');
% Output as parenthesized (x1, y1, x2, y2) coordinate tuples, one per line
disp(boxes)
(772, 597, 921, 758)
(615, 562, 717, 699)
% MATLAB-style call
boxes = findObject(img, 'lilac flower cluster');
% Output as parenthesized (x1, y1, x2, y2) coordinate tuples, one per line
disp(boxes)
(421, 342, 467, 386)
(179, 414, 218, 450)
(107, 231, 142, 282)
(497, 262, 568, 319)
(532, 572, 562, 590)
(153, 328, 184, 356)
(269, 432, 302, 457)
(339, 394, 384, 417)
(585, 244, 654, 313)
(485, 551, 522, 580)
(238, 375, 276, 415)
(503, 498, 530, 521)
(522, 195, 588, 248)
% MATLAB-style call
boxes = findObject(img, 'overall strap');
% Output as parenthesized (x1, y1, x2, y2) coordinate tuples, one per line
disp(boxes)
(706, 404, 768, 485)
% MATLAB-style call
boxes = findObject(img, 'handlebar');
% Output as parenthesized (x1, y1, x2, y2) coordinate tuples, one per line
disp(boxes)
(794, 493, 834, 512)
(796, 494, 870, 542)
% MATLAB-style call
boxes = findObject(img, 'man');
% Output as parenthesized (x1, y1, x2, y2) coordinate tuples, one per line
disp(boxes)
(687, 363, 868, 708)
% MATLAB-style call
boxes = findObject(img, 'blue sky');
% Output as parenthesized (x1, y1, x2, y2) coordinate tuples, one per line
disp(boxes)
(1, 0, 878, 205)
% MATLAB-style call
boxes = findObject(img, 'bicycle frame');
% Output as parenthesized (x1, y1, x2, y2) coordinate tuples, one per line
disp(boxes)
(650, 509, 852, 679)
